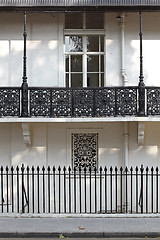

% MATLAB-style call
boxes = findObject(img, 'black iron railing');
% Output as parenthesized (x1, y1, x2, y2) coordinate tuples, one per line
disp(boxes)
(0, 165, 159, 214)
(1, 86, 160, 118)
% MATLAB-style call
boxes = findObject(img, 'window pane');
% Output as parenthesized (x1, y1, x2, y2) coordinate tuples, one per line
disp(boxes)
(86, 13, 104, 29)
(87, 73, 99, 87)
(71, 74, 83, 87)
(101, 36, 104, 52)
(70, 36, 83, 52)
(65, 55, 69, 72)
(87, 36, 99, 52)
(101, 55, 104, 72)
(65, 13, 83, 29)
(66, 73, 69, 87)
(71, 55, 82, 72)
(87, 55, 99, 72)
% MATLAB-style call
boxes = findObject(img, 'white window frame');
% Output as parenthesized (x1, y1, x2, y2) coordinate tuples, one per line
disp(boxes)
(64, 13, 105, 88)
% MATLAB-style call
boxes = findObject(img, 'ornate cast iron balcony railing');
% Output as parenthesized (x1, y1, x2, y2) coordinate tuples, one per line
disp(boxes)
(1, 86, 160, 118)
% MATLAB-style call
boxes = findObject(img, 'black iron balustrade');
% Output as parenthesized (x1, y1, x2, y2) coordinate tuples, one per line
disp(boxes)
(0, 165, 160, 214)
(1, 85, 160, 118)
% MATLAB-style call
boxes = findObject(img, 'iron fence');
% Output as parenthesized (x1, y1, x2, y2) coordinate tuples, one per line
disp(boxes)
(0, 165, 159, 214)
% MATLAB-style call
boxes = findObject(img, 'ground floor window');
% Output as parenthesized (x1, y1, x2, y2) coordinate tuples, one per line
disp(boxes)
(72, 133, 98, 170)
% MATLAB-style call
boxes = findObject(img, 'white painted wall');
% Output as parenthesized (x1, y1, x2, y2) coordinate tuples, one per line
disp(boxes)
(0, 122, 159, 168)
(0, 12, 64, 87)
(0, 12, 159, 87)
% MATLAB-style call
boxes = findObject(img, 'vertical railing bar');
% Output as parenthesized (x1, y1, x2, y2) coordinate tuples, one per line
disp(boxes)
(68, 166, 71, 213)
(32, 166, 34, 214)
(104, 167, 107, 213)
(48, 166, 51, 213)
(100, 167, 102, 213)
(110, 167, 113, 213)
(11, 166, 14, 213)
(151, 167, 154, 213)
(74, 167, 76, 213)
(115, 167, 118, 213)
(53, 166, 56, 213)
(136, 166, 138, 213)
(156, 167, 159, 213)
(42, 166, 45, 213)
(130, 167, 133, 214)
(84, 167, 87, 213)
(90, 167, 92, 213)
(27, 166, 30, 213)
(120, 167, 123, 213)
(63, 166, 66, 213)
(21, 164, 25, 213)
(16, 166, 19, 213)
(6, 166, 9, 213)
(58, 166, 61, 214)
(1, 166, 3, 213)
(95, 167, 97, 213)
(125, 167, 128, 214)
(146, 167, 148, 214)
(79, 167, 81, 213)
(37, 166, 40, 214)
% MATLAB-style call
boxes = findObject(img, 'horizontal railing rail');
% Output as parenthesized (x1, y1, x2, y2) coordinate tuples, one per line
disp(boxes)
(1, 86, 160, 118)
(0, 165, 159, 214)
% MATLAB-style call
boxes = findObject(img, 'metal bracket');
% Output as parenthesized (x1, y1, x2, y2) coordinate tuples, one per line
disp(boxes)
(138, 122, 145, 145)
(22, 123, 31, 146)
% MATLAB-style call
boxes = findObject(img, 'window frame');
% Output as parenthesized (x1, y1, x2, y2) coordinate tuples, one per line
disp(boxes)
(64, 13, 105, 88)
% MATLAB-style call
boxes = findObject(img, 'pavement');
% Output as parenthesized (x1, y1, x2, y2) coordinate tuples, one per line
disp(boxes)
(0, 215, 160, 238)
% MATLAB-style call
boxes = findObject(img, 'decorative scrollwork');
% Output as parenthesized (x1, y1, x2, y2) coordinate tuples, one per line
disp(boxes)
(52, 89, 72, 117)
(73, 89, 94, 117)
(0, 89, 20, 117)
(95, 88, 115, 116)
(116, 88, 137, 116)
(147, 88, 160, 115)
(30, 89, 51, 117)
(72, 133, 98, 170)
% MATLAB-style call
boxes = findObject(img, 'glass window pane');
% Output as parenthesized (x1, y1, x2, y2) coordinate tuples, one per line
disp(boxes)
(101, 36, 104, 52)
(65, 13, 83, 29)
(66, 73, 69, 87)
(71, 55, 82, 72)
(87, 55, 99, 72)
(101, 55, 104, 72)
(65, 55, 69, 72)
(70, 36, 83, 52)
(87, 73, 99, 87)
(86, 13, 104, 29)
(71, 74, 83, 87)
(87, 36, 99, 52)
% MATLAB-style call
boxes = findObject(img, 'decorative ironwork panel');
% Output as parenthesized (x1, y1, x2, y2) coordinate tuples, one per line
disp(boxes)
(72, 133, 98, 170)
(73, 89, 94, 117)
(52, 89, 72, 117)
(95, 88, 115, 116)
(147, 88, 160, 115)
(30, 89, 51, 117)
(116, 88, 137, 116)
(0, 88, 20, 117)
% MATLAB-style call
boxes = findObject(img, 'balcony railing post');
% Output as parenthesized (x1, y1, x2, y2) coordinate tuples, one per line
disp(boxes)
(21, 12, 28, 117)
(138, 11, 145, 116)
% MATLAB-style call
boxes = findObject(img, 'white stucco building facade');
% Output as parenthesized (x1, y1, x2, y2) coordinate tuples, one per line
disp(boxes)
(0, 0, 160, 215)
